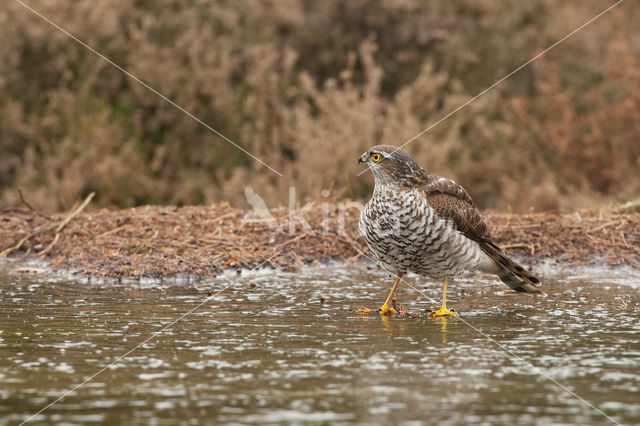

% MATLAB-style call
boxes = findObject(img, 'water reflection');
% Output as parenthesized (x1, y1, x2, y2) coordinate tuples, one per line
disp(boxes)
(0, 261, 638, 425)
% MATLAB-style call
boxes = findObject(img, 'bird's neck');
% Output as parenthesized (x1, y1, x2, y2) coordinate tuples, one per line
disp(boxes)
(372, 168, 432, 191)
(373, 180, 402, 197)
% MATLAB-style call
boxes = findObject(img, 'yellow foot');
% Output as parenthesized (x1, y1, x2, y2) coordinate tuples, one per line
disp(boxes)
(428, 306, 458, 318)
(378, 306, 397, 316)
(355, 306, 397, 316)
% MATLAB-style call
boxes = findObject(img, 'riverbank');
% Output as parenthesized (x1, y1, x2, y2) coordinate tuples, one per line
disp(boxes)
(1, 200, 639, 280)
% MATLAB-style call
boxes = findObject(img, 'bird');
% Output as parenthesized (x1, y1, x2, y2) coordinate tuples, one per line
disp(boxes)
(357, 145, 545, 318)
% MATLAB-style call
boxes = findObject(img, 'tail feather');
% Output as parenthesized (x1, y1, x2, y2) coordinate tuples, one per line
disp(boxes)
(481, 241, 546, 296)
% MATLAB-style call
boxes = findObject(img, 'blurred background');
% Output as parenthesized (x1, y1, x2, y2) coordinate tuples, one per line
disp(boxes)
(0, 0, 638, 212)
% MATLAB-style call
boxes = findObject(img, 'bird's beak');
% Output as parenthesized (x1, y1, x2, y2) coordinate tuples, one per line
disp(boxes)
(357, 152, 368, 164)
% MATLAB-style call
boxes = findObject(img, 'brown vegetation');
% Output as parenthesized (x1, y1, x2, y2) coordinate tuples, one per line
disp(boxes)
(1, 201, 638, 280)
(1, 1, 639, 212)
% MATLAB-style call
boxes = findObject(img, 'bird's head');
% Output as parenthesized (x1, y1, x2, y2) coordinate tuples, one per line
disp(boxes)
(358, 145, 421, 186)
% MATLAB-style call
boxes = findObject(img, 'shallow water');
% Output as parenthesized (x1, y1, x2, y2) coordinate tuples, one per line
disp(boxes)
(0, 261, 639, 425)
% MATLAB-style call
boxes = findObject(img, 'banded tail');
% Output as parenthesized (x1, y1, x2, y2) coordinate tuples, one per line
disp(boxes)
(481, 241, 546, 296)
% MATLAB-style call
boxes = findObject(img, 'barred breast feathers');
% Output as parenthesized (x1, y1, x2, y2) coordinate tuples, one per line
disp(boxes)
(359, 144, 545, 295)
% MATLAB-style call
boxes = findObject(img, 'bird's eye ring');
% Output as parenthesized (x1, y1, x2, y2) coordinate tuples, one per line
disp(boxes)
(371, 153, 382, 162)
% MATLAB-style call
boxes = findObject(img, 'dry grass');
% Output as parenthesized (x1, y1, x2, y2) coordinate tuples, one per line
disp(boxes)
(1, 1, 639, 212)
(1, 201, 638, 279)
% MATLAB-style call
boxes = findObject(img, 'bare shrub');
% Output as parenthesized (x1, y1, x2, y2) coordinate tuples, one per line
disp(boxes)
(0, 0, 638, 212)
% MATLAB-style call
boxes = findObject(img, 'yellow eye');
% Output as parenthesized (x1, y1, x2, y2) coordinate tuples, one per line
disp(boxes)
(371, 153, 381, 162)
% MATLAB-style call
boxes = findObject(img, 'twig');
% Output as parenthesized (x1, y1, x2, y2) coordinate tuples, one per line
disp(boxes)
(587, 220, 619, 234)
(613, 199, 640, 213)
(272, 233, 307, 251)
(0, 229, 42, 258)
(39, 233, 60, 256)
(55, 192, 95, 233)
(210, 211, 239, 224)
(627, 256, 640, 268)
(18, 188, 51, 219)
(0, 192, 95, 259)
(620, 231, 630, 249)
(94, 224, 134, 239)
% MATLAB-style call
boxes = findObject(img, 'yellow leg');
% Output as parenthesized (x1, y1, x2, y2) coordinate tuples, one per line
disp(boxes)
(378, 277, 400, 315)
(428, 277, 458, 318)
(356, 277, 400, 316)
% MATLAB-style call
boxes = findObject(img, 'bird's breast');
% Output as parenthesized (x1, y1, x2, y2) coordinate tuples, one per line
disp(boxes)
(359, 187, 484, 277)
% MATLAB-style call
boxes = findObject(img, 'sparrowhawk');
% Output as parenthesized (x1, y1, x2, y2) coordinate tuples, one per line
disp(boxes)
(357, 145, 545, 317)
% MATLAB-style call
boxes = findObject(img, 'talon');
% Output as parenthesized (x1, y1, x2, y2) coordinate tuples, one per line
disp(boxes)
(428, 306, 458, 318)
(378, 306, 397, 316)
(356, 307, 372, 315)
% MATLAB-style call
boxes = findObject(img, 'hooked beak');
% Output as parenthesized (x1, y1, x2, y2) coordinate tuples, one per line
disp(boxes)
(357, 153, 368, 164)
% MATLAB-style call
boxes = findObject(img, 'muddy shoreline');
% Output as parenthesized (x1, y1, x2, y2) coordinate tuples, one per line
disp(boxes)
(1, 202, 639, 280)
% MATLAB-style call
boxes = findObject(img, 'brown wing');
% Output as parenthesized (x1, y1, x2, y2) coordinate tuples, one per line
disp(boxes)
(419, 173, 491, 244)
(420, 173, 545, 295)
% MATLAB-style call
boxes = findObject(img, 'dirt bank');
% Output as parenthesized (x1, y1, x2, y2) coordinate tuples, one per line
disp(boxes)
(1, 200, 639, 280)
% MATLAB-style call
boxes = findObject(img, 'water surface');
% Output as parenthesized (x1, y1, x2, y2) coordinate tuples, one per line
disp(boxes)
(0, 261, 638, 425)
